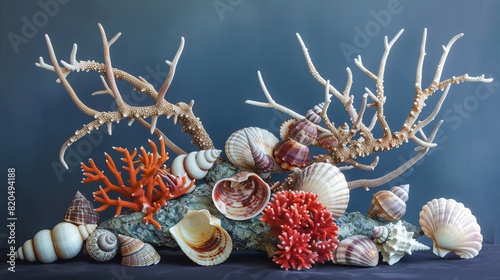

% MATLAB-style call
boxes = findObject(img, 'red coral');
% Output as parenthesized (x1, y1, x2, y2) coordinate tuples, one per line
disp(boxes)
(81, 137, 194, 230)
(262, 190, 339, 269)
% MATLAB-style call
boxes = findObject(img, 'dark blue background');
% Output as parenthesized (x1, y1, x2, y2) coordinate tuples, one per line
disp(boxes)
(1, 0, 499, 248)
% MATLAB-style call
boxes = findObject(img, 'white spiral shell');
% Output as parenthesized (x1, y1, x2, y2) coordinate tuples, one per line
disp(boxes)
(170, 149, 221, 192)
(16, 222, 97, 263)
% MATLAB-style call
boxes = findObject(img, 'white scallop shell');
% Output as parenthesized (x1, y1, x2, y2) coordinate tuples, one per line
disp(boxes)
(170, 149, 221, 192)
(15, 222, 97, 263)
(419, 198, 483, 259)
(225, 127, 282, 174)
(293, 162, 349, 219)
(212, 171, 271, 220)
(372, 221, 430, 265)
(332, 235, 379, 267)
(118, 234, 160, 267)
(169, 209, 233, 266)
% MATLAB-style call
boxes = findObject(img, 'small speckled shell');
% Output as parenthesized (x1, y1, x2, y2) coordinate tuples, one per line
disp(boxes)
(332, 235, 379, 267)
(64, 191, 101, 225)
(118, 234, 160, 267)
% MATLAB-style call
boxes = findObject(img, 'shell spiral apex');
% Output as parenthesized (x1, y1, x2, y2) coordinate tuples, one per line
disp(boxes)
(170, 149, 221, 191)
(85, 229, 118, 262)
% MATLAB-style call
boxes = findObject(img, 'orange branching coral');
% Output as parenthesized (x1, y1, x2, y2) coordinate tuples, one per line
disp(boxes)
(81, 137, 194, 230)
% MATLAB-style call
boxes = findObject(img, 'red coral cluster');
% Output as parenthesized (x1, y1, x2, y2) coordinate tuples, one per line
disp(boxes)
(81, 137, 194, 230)
(261, 190, 339, 270)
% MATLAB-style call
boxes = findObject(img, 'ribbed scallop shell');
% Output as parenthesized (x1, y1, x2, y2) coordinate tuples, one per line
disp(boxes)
(170, 149, 221, 191)
(225, 127, 281, 174)
(332, 235, 379, 267)
(64, 191, 101, 225)
(372, 221, 430, 265)
(169, 209, 233, 266)
(367, 184, 409, 222)
(85, 229, 118, 262)
(273, 138, 310, 171)
(419, 198, 482, 259)
(294, 162, 349, 219)
(118, 234, 160, 267)
(212, 172, 271, 220)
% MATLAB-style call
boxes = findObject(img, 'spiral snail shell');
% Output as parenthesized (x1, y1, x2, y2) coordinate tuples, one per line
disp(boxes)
(367, 184, 409, 222)
(170, 149, 221, 192)
(85, 229, 118, 262)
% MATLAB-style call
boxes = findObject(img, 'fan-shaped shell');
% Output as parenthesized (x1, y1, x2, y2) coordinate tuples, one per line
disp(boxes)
(225, 127, 282, 174)
(170, 149, 221, 191)
(367, 184, 409, 222)
(169, 209, 233, 266)
(332, 235, 379, 267)
(85, 229, 118, 262)
(118, 234, 160, 267)
(273, 138, 310, 171)
(64, 191, 101, 225)
(419, 198, 482, 259)
(212, 171, 271, 220)
(294, 162, 349, 219)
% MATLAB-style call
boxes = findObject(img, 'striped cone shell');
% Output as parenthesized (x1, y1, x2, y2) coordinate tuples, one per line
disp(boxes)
(64, 191, 100, 225)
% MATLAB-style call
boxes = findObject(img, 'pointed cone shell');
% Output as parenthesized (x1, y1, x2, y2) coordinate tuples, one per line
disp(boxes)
(367, 185, 409, 222)
(245, 129, 275, 177)
(170, 149, 221, 192)
(212, 172, 271, 220)
(294, 162, 349, 219)
(118, 234, 160, 267)
(332, 235, 379, 267)
(169, 209, 233, 266)
(373, 221, 430, 265)
(64, 191, 101, 225)
(85, 229, 118, 262)
(419, 198, 482, 259)
(226, 127, 282, 174)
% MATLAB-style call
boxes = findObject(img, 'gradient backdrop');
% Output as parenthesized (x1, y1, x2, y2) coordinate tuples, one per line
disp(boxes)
(1, 0, 499, 248)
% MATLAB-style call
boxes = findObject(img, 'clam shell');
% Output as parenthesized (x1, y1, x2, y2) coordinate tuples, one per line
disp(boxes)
(273, 138, 310, 171)
(85, 229, 118, 262)
(64, 191, 101, 225)
(169, 209, 233, 266)
(225, 127, 282, 174)
(294, 162, 349, 219)
(212, 171, 271, 220)
(118, 234, 160, 267)
(367, 185, 409, 222)
(332, 235, 379, 267)
(419, 198, 482, 259)
(170, 149, 221, 191)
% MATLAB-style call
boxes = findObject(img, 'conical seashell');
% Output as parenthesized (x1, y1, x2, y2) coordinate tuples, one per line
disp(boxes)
(15, 222, 96, 263)
(170, 149, 221, 191)
(273, 138, 310, 171)
(118, 234, 160, 267)
(245, 129, 275, 178)
(367, 184, 409, 222)
(332, 235, 379, 267)
(372, 221, 430, 265)
(169, 209, 233, 266)
(419, 198, 482, 259)
(85, 229, 118, 262)
(64, 191, 101, 225)
(294, 162, 349, 219)
(212, 171, 271, 220)
(225, 127, 282, 175)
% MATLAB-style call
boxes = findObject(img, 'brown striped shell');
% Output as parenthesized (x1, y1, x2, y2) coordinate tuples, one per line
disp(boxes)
(64, 191, 100, 225)
(118, 234, 160, 267)
(273, 138, 310, 171)
(332, 235, 379, 267)
(367, 184, 409, 222)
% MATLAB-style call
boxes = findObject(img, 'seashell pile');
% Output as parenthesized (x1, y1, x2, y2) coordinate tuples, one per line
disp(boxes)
(169, 209, 233, 266)
(170, 149, 221, 191)
(118, 234, 160, 267)
(367, 184, 409, 222)
(293, 162, 349, 219)
(212, 171, 271, 220)
(85, 229, 118, 262)
(419, 198, 483, 259)
(372, 220, 429, 265)
(332, 235, 379, 267)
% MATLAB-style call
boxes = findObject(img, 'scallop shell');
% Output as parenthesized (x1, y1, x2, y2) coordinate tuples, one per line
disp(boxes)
(64, 191, 101, 225)
(372, 220, 430, 265)
(332, 235, 379, 267)
(212, 171, 271, 220)
(118, 234, 160, 267)
(367, 184, 409, 222)
(15, 222, 97, 263)
(273, 138, 311, 171)
(225, 127, 282, 175)
(294, 162, 349, 219)
(419, 198, 482, 259)
(170, 149, 221, 191)
(85, 229, 118, 262)
(169, 209, 233, 266)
